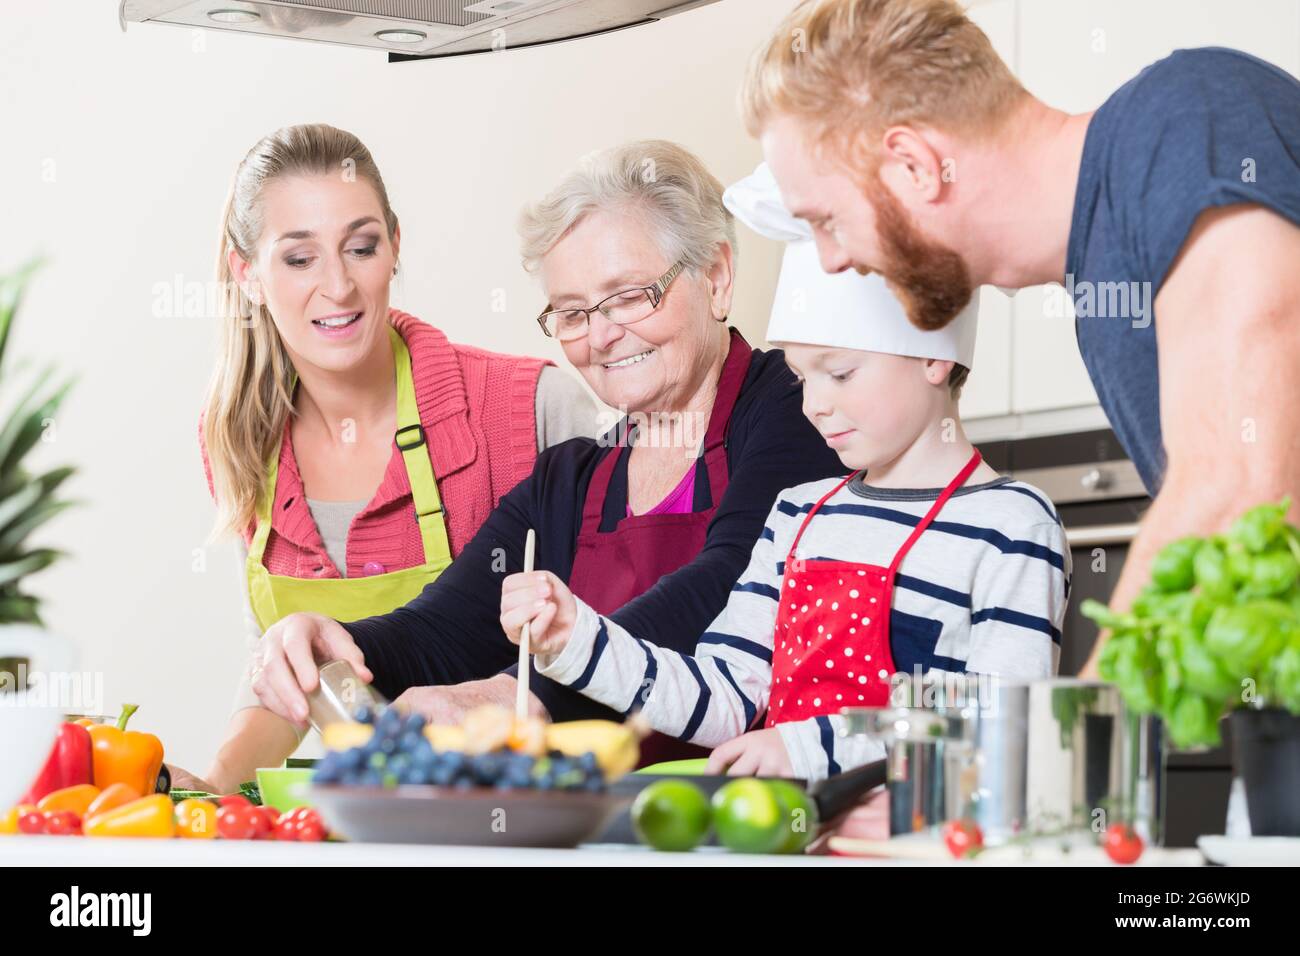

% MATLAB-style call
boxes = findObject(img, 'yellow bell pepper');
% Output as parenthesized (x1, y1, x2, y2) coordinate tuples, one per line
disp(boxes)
(174, 799, 218, 839)
(83, 794, 175, 838)
(84, 782, 141, 821)
(86, 704, 164, 796)
(36, 784, 100, 818)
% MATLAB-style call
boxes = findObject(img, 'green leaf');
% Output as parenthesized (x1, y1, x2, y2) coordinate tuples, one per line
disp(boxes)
(1151, 536, 1200, 592)
(0, 258, 47, 372)
(0, 375, 74, 477)
(0, 548, 63, 588)
(0, 498, 77, 555)
(1228, 499, 1290, 554)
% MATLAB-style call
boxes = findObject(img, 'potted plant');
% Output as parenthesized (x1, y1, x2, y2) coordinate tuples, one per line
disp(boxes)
(0, 259, 78, 809)
(1083, 499, 1300, 836)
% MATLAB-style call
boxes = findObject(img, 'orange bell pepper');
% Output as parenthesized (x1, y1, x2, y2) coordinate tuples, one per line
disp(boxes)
(0, 806, 22, 835)
(86, 704, 164, 796)
(83, 794, 175, 838)
(36, 784, 100, 817)
(174, 799, 218, 839)
(84, 782, 140, 821)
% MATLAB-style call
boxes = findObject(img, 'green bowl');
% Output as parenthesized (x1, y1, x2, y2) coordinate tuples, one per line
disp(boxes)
(634, 758, 710, 776)
(256, 767, 316, 813)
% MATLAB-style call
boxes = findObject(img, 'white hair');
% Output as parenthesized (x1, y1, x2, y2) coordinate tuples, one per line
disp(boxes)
(518, 139, 737, 278)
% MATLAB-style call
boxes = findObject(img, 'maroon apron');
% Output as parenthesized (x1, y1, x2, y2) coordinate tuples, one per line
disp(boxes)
(765, 450, 983, 725)
(567, 327, 752, 766)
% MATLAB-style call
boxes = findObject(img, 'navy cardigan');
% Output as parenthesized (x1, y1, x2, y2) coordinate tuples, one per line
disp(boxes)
(343, 342, 845, 721)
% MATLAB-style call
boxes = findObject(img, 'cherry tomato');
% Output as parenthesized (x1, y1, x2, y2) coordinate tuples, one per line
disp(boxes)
(1104, 823, 1144, 865)
(216, 804, 257, 840)
(249, 805, 276, 839)
(942, 818, 984, 859)
(290, 807, 314, 824)
(294, 818, 326, 842)
(274, 812, 299, 841)
(43, 811, 81, 836)
(18, 809, 46, 835)
(218, 794, 252, 809)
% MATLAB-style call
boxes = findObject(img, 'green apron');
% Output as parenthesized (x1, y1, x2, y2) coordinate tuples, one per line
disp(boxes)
(246, 327, 453, 631)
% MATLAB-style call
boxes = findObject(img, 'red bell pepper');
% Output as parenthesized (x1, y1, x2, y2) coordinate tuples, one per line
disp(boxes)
(21, 722, 93, 804)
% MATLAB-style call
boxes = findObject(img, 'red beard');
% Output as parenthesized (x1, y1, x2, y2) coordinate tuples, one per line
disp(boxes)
(864, 171, 974, 331)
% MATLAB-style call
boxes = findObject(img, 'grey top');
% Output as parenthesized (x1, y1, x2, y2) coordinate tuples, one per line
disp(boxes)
(229, 365, 601, 720)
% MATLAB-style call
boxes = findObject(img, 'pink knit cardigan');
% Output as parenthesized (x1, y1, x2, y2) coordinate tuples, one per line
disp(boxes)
(200, 308, 548, 579)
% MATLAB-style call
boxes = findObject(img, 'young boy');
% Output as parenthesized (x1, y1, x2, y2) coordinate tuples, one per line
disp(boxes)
(499, 164, 1068, 781)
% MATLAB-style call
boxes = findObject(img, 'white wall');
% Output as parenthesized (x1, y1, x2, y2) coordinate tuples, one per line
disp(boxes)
(5, 0, 1298, 775)
(0, 0, 797, 772)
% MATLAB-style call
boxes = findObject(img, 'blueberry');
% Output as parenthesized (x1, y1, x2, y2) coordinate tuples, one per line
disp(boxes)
(352, 704, 375, 725)
(472, 754, 504, 785)
(376, 708, 404, 738)
(389, 754, 412, 778)
(402, 712, 427, 735)
(577, 752, 599, 773)
(340, 748, 365, 771)
(358, 769, 383, 787)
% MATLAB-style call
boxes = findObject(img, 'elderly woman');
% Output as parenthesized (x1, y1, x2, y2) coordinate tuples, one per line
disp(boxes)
(246, 140, 844, 761)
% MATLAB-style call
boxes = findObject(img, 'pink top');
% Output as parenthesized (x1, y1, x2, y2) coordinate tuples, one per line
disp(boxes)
(628, 464, 697, 517)
(200, 308, 548, 579)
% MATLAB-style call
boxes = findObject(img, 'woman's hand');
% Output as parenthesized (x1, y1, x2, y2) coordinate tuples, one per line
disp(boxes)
(706, 728, 795, 777)
(166, 764, 217, 795)
(393, 674, 549, 724)
(251, 612, 372, 728)
(500, 570, 577, 658)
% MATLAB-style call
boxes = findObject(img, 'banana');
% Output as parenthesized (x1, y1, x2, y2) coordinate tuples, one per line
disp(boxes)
(423, 724, 467, 752)
(544, 715, 649, 780)
(322, 722, 374, 751)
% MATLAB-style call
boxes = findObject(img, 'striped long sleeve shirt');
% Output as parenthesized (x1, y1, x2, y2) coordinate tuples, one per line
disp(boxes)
(535, 472, 1071, 782)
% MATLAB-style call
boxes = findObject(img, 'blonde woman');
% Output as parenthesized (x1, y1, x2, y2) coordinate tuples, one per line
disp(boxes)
(172, 124, 596, 794)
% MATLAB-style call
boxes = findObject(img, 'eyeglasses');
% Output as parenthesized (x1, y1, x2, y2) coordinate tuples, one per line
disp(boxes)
(536, 260, 685, 341)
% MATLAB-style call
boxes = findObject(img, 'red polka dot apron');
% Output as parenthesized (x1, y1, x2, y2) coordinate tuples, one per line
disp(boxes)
(765, 450, 982, 726)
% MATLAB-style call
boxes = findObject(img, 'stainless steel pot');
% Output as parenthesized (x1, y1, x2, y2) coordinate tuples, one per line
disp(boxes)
(840, 674, 1164, 845)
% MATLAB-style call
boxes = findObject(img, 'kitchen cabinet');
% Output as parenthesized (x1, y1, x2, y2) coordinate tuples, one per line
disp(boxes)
(961, 0, 1300, 422)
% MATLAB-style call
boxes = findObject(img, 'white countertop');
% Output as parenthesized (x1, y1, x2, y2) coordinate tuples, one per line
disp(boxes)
(0, 834, 1206, 866)
(0, 835, 882, 866)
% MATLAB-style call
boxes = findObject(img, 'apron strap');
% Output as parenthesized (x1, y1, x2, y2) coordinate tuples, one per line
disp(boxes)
(390, 327, 452, 569)
(578, 328, 753, 536)
(247, 440, 280, 568)
(886, 450, 982, 575)
(248, 327, 452, 572)
(786, 472, 857, 560)
(701, 329, 752, 506)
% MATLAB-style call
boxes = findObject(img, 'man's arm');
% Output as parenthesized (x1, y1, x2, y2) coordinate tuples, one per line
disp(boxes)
(1081, 203, 1300, 676)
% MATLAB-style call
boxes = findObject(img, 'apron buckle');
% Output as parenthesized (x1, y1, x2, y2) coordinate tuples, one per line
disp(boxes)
(395, 423, 427, 451)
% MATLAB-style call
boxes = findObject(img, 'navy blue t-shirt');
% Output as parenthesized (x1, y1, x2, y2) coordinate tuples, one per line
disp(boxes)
(1068, 47, 1300, 493)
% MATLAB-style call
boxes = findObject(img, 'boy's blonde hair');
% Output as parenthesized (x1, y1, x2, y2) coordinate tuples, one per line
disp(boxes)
(741, 0, 1026, 167)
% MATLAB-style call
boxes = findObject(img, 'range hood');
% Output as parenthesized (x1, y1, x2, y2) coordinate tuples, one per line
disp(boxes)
(119, 0, 721, 60)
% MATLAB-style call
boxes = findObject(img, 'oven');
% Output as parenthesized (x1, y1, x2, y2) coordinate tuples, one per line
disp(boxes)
(975, 427, 1232, 846)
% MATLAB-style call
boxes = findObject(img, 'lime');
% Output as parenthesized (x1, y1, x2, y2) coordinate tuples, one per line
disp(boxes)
(711, 778, 786, 854)
(768, 779, 819, 854)
(630, 779, 711, 852)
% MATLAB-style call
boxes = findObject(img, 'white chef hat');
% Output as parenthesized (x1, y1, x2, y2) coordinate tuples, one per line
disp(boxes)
(722, 162, 977, 367)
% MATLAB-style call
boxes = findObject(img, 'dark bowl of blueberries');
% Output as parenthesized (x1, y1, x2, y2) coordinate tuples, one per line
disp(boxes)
(307, 706, 632, 848)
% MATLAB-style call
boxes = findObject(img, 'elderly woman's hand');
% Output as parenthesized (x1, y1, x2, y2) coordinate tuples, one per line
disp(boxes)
(500, 570, 577, 659)
(393, 675, 549, 723)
